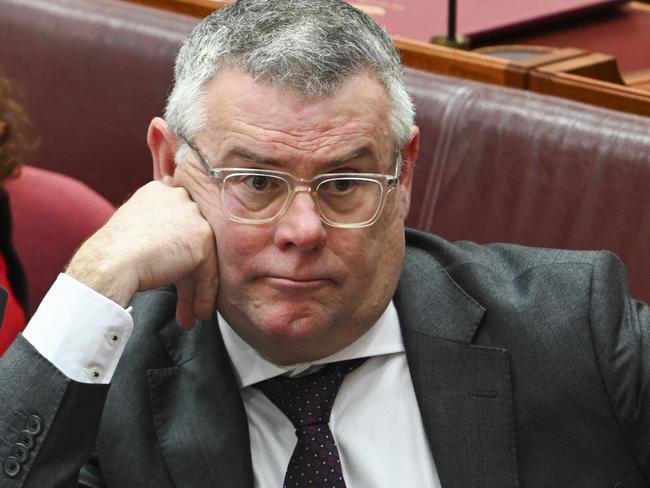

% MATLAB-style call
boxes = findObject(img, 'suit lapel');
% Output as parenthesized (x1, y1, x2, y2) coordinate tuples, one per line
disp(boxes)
(147, 316, 254, 488)
(396, 245, 519, 488)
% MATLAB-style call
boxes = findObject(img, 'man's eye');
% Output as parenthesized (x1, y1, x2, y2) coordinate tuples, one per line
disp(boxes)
(245, 175, 271, 191)
(334, 179, 352, 192)
(323, 178, 359, 193)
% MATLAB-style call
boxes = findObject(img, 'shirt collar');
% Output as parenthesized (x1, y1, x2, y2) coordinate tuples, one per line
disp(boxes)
(218, 301, 404, 388)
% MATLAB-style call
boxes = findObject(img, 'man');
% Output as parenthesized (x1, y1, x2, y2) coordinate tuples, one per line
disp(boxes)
(1, 0, 649, 487)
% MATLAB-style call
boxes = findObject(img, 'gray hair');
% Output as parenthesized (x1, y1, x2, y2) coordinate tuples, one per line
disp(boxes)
(165, 0, 414, 154)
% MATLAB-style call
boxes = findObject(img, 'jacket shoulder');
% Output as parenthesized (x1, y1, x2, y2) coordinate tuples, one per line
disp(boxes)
(404, 228, 608, 281)
(401, 228, 631, 328)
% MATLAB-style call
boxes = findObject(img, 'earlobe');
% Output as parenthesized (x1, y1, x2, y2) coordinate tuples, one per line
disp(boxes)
(147, 117, 178, 183)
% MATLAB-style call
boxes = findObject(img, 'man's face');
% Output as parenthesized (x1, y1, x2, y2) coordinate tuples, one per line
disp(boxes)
(171, 69, 415, 364)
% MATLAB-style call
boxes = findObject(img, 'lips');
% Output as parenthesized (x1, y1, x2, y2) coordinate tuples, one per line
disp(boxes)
(267, 272, 331, 281)
(251, 255, 347, 285)
(258, 271, 338, 290)
(255, 265, 340, 284)
(264, 275, 333, 285)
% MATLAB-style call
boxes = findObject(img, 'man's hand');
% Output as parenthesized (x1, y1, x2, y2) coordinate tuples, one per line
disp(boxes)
(66, 181, 218, 329)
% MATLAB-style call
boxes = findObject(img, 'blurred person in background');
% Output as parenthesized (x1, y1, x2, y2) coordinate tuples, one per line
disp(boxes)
(0, 70, 34, 354)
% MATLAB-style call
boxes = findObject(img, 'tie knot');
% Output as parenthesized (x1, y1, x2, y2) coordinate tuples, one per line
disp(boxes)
(254, 358, 366, 428)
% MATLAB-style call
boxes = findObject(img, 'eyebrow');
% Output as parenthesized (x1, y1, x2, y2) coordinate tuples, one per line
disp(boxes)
(220, 145, 378, 171)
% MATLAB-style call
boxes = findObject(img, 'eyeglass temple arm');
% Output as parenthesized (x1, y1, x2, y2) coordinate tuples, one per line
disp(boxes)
(389, 152, 403, 186)
(179, 135, 214, 174)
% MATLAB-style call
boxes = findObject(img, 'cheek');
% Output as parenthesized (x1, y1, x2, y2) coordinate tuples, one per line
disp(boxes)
(328, 191, 406, 275)
(366, 199, 407, 283)
(328, 227, 393, 286)
(397, 186, 412, 221)
(214, 224, 273, 282)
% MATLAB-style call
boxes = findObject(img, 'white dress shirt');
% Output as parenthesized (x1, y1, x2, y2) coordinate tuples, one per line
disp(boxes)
(22, 275, 441, 487)
(23, 273, 133, 384)
(219, 303, 441, 488)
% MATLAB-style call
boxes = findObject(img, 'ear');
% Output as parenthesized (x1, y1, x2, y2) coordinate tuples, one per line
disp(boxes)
(147, 117, 179, 184)
(398, 126, 419, 218)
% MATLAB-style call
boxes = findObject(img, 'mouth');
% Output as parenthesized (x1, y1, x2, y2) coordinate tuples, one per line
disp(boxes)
(262, 275, 335, 290)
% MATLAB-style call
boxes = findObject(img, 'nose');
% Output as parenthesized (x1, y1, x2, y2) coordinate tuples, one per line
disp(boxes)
(273, 191, 327, 251)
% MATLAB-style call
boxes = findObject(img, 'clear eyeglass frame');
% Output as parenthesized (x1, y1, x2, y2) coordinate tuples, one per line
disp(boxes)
(181, 136, 402, 228)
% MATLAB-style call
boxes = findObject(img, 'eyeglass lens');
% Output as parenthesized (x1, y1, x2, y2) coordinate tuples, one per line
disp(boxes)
(222, 173, 384, 225)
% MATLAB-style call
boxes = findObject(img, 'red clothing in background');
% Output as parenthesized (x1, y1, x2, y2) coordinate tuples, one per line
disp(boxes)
(0, 251, 26, 355)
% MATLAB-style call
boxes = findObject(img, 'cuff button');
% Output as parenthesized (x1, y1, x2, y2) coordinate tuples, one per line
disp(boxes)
(3, 457, 21, 478)
(18, 431, 34, 450)
(11, 443, 29, 463)
(25, 415, 42, 436)
(89, 367, 104, 383)
(107, 331, 122, 347)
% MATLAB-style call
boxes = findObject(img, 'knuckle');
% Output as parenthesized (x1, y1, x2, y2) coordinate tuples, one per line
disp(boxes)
(196, 218, 214, 240)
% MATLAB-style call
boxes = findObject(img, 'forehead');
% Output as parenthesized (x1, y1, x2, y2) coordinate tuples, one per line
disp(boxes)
(198, 69, 393, 168)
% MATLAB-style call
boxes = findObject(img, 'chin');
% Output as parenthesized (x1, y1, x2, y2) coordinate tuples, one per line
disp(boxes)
(249, 303, 342, 359)
(220, 290, 352, 362)
(259, 304, 330, 339)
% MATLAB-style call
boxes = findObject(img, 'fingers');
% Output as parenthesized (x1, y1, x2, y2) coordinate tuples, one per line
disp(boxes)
(175, 276, 197, 330)
(192, 240, 219, 320)
(174, 241, 219, 330)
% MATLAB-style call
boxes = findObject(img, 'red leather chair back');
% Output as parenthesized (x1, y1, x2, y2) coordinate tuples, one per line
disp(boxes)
(5, 166, 115, 313)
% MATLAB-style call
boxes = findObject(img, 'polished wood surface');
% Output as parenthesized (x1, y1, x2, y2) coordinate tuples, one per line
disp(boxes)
(474, 45, 590, 70)
(394, 37, 527, 88)
(529, 71, 650, 116)
(477, 45, 625, 84)
(539, 53, 624, 84)
(624, 69, 650, 90)
(127, 0, 220, 16)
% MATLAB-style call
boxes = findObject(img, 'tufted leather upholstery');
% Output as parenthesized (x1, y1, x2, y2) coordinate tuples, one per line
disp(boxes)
(1, 0, 649, 303)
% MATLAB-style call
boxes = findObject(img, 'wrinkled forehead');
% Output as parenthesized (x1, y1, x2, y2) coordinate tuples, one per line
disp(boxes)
(196, 69, 395, 169)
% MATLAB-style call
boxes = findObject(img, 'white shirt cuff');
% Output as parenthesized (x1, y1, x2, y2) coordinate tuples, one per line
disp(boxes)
(23, 273, 134, 384)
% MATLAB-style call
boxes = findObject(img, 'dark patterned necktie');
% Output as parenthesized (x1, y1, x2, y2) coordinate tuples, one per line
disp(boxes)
(254, 358, 366, 488)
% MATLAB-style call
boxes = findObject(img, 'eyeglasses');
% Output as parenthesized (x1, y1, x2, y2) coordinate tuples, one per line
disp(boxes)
(182, 137, 401, 228)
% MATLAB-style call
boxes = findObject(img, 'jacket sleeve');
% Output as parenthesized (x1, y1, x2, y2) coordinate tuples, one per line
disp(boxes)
(0, 336, 108, 488)
(589, 251, 650, 476)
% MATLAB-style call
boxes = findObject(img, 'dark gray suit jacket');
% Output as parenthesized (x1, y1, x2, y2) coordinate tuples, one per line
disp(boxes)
(1, 229, 649, 487)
